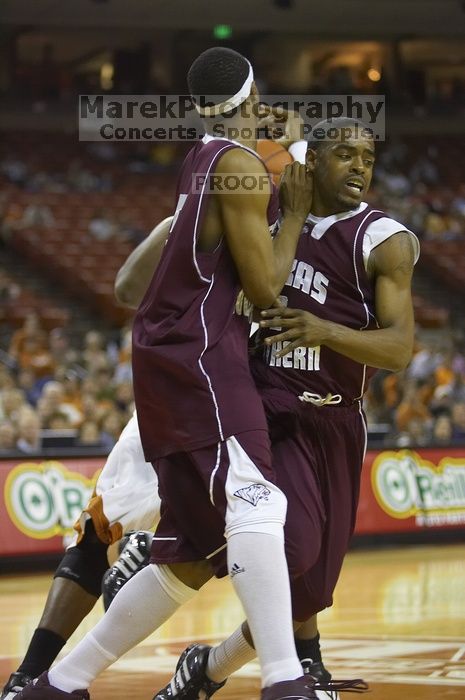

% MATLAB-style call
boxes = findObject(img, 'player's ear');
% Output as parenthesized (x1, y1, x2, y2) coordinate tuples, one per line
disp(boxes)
(306, 148, 317, 173)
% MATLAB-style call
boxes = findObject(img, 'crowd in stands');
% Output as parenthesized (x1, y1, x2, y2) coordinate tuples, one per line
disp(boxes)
(0, 313, 133, 454)
(0, 137, 180, 250)
(1, 312, 465, 455)
(368, 139, 465, 243)
(365, 338, 465, 447)
(1, 195, 146, 246)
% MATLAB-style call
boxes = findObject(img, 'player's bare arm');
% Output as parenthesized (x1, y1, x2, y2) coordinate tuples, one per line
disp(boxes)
(216, 147, 312, 308)
(114, 216, 173, 308)
(260, 231, 416, 372)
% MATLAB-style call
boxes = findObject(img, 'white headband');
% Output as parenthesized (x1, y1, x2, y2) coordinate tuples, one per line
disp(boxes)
(194, 60, 254, 117)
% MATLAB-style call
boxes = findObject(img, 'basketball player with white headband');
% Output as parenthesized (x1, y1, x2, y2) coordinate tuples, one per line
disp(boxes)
(194, 57, 254, 117)
(17, 47, 317, 700)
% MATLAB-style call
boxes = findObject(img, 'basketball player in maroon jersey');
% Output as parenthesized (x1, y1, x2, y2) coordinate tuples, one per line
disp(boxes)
(78, 117, 415, 699)
(148, 117, 418, 699)
(17, 48, 316, 700)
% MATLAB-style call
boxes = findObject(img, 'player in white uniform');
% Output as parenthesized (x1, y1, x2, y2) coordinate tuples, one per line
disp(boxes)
(0, 220, 171, 700)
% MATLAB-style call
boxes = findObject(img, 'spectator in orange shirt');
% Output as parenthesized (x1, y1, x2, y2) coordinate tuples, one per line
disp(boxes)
(18, 334, 55, 378)
(382, 372, 402, 412)
(434, 350, 455, 387)
(395, 380, 433, 433)
(9, 313, 42, 360)
(9, 313, 55, 378)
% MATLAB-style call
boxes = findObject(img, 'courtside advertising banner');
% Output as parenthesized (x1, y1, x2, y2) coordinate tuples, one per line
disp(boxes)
(1, 447, 465, 557)
(0, 457, 101, 556)
(356, 447, 465, 534)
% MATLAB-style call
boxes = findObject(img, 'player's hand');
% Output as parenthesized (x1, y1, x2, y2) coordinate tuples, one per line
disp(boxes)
(235, 289, 254, 320)
(260, 306, 331, 356)
(258, 106, 305, 149)
(279, 162, 313, 221)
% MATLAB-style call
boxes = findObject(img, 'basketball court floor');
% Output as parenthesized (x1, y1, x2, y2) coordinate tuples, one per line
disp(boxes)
(1, 543, 464, 699)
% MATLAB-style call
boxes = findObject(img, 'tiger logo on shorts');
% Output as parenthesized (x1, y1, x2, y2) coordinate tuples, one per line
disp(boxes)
(234, 484, 271, 506)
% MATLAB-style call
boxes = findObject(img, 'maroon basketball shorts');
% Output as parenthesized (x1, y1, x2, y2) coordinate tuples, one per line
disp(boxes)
(150, 429, 288, 576)
(267, 396, 367, 621)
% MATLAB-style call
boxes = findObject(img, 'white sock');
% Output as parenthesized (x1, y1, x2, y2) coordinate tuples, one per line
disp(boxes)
(206, 625, 256, 683)
(48, 564, 195, 693)
(227, 532, 301, 687)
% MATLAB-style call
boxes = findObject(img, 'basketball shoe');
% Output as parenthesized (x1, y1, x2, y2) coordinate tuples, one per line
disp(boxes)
(1, 672, 33, 700)
(301, 659, 332, 684)
(102, 530, 153, 610)
(301, 659, 337, 700)
(152, 644, 226, 699)
(152, 643, 364, 700)
(261, 676, 317, 700)
(15, 673, 89, 699)
(304, 659, 368, 698)
(152, 643, 337, 699)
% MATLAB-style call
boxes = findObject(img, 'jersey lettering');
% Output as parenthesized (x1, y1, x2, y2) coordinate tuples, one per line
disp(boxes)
(311, 271, 329, 304)
(266, 342, 321, 371)
(285, 259, 329, 304)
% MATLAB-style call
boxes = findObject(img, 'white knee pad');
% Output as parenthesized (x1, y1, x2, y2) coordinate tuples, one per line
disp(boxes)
(223, 436, 287, 540)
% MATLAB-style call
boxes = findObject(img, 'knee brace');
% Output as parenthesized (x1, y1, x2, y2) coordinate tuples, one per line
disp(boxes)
(54, 521, 109, 597)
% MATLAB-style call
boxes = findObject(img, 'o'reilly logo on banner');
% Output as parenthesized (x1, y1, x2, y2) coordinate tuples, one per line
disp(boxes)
(4, 462, 98, 539)
(372, 451, 465, 527)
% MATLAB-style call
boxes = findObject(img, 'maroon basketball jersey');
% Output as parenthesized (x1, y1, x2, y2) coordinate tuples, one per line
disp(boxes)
(254, 203, 408, 404)
(133, 137, 279, 460)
